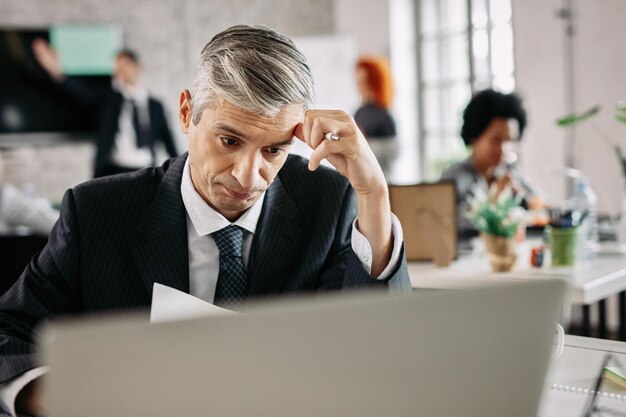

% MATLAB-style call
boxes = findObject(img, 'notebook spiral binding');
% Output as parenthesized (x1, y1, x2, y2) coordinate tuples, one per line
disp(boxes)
(551, 384, 626, 401)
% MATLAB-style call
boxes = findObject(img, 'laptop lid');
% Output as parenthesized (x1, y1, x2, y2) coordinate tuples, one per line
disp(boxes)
(38, 279, 565, 417)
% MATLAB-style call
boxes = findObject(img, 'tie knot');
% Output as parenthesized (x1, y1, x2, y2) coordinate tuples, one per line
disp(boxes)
(212, 225, 244, 257)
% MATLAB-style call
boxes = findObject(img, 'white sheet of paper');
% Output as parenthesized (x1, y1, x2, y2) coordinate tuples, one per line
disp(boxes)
(150, 283, 235, 323)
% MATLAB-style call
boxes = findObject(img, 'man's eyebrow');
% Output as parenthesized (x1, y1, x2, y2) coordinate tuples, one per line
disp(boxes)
(213, 122, 295, 147)
(269, 138, 295, 147)
(213, 123, 246, 138)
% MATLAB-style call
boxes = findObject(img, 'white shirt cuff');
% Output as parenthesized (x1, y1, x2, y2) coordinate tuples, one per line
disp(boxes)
(0, 367, 48, 417)
(350, 213, 404, 279)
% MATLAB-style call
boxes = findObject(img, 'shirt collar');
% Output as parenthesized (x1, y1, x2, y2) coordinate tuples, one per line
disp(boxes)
(180, 156, 265, 236)
(112, 79, 148, 103)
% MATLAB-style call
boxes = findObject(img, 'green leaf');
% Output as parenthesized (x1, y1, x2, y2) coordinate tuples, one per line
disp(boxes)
(556, 105, 601, 127)
(464, 185, 524, 238)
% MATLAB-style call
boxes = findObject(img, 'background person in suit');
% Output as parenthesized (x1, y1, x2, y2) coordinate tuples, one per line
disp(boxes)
(32, 40, 179, 177)
(0, 25, 410, 417)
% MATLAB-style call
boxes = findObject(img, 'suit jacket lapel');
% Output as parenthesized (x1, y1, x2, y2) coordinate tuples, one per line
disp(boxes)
(132, 155, 190, 298)
(248, 176, 303, 295)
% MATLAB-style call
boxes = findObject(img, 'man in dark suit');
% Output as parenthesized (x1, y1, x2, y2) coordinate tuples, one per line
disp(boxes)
(0, 25, 410, 416)
(93, 49, 179, 177)
(32, 41, 179, 178)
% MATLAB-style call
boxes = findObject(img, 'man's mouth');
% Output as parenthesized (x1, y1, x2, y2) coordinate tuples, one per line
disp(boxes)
(224, 186, 255, 200)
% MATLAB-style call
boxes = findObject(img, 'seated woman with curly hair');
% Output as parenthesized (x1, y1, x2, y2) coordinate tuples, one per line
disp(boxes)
(441, 89, 544, 239)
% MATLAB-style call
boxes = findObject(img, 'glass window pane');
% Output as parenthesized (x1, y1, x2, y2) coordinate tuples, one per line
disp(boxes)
(440, 0, 468, 32)
(471, 0, 488, 28)
(417, 0, 516, 180)
(423, 87, 443, 131)
(450, 84, 472, 123)
(490, 25, 514, 75)
(425, 134, 468, 180)
(440, 87, 455, 130)
(473, 76, 492, 91)
(493, 74, 515, 92)
(472, 29, 489, 61)
(472, 30, 490, 82)
(424, 133, 441, 157)
(489, 0, 512, 25)
(420, 0, 438, 34)
(439, 84, 470, 136)
(473, 64, 491, 83)
(442, 34, 470, 80)
(421, 38, 441, 82)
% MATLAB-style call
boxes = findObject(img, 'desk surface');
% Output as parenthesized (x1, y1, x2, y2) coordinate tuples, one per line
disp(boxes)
(409, 240, 626, 305)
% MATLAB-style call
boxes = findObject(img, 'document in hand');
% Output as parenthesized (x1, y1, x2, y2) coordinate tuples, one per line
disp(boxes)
(150, 283, 234, 323)
(38, 279, 565, 417)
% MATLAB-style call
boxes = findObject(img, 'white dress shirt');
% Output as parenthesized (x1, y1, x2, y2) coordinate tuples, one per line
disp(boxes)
(109, 81, 153, 169)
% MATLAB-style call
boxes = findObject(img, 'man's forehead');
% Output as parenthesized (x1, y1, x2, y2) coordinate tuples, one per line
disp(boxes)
(200, 100, 302, 141)
(204, 100, 303, 126)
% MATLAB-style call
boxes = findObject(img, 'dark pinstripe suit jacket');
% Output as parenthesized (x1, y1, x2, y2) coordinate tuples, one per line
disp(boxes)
(0, 153, 410, 385)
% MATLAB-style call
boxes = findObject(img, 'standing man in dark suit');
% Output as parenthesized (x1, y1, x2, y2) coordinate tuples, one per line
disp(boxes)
(32, 41, 179, 177)
(0, 25, 411, 417)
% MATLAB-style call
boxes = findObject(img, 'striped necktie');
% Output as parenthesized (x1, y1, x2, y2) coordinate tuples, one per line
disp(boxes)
(212, 225, 247, 309)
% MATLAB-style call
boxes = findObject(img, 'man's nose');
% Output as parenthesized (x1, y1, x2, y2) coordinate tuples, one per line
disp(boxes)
(232, 153, 263, 190)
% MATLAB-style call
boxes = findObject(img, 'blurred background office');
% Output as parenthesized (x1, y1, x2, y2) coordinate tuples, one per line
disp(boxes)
(1, 0, 626, 332)
(2, 0, 625, 211)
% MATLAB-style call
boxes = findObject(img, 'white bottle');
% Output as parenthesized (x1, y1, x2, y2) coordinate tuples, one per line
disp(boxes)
(570, 176, 598, 260)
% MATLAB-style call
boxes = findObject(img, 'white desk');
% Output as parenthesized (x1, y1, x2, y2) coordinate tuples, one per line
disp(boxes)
(540, 335, 626, 416)
(408, 241, 626, 339)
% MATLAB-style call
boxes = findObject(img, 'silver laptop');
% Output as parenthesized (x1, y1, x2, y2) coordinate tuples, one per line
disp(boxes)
(38, 279, 565, 417)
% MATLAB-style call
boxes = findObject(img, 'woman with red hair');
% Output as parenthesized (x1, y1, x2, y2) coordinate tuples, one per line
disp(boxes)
(354, 55, 398, 179)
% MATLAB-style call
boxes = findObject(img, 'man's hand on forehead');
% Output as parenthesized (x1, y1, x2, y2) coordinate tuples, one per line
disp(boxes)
(292, 109, 386, 195)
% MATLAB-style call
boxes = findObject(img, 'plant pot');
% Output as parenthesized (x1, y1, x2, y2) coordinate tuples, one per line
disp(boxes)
(482, 233, 517, 272)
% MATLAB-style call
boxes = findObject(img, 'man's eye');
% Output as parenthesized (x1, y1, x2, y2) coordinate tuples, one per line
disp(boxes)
(221, 137, 238, 146)
(266, 147, 284, 155)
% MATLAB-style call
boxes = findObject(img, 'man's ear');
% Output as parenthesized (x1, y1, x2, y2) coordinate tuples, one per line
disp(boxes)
(179, 89, 193, 133)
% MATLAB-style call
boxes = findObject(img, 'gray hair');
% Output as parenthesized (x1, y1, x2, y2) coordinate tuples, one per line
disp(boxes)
(190, 25, 314, 124)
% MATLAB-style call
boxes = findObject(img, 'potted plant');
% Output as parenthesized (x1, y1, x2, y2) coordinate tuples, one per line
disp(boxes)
(465, 184, 526, 272)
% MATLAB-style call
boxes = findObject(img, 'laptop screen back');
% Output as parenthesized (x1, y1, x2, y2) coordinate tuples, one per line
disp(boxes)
(39, 279, 564, 417)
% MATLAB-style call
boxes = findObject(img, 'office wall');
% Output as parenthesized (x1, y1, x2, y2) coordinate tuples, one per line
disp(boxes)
(513, 0, 626, 214)
(0, 0, 333, 200)
(333, 0, 391, 57)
